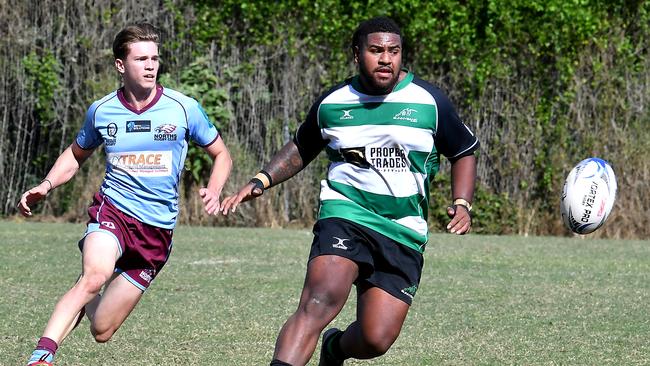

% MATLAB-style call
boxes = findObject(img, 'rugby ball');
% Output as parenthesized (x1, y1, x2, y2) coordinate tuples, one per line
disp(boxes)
(560, 158, 617, 234)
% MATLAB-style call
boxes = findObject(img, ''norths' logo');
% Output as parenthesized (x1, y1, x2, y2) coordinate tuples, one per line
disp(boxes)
(393, 108, 418, 123)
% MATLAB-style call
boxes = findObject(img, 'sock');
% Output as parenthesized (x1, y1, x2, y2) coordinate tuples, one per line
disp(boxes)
(269, 359, 292, 366)
(325, 330, 347, 361)
(36, 336, 58, 354)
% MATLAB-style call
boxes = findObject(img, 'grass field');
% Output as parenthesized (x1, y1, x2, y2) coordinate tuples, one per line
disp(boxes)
(1, 221, 649, 365)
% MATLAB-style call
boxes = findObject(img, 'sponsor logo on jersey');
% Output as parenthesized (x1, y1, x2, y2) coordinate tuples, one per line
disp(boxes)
(154, 124, 178, 141)
(331, 236, 350, 250)
(107, 150, 173, 177)
(105, 123, 118, 146)
(368, 147, 409, 172)
(400, 284, 418, 300)
(393, 108, 418, 123)
(100, 221, 116, 229)
(340, 110, 354, 120)
(126, 120, 151, 133)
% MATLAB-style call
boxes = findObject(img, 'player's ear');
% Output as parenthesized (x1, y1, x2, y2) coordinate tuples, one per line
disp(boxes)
(115, 59, 125, 74)
(352, 46, 359, 64)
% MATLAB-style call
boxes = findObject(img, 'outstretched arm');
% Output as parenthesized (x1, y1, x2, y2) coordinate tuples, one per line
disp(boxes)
(446, 154, 477, 234)
(221, 140, 305, 214)
(199, 136, 233, 215)
(17, 142, 95, 217)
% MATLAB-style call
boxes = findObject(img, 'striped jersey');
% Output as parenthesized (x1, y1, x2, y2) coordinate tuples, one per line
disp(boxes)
(295, 71, 479, 252)
(76, 85, 219, 229)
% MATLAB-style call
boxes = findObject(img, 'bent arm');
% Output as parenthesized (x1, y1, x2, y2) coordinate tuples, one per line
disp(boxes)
(17, 142, 95, 216)
(262, 140, 306, 188)
(220, 140, 307, 214)
(199, 136, 233, 215)
(446, 154, 477, 234)
(46, 142, 96, 190)
(451, 154, 477, 204)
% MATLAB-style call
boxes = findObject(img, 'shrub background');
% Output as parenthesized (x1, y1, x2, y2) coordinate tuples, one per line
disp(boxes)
(1, 0, 648, 238)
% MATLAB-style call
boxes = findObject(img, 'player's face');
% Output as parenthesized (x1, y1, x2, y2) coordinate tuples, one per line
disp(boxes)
(115, 41, 159, 92)
(355, 32, 402, 94)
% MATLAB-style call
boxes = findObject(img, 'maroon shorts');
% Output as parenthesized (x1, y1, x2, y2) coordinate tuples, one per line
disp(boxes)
(79, 192, 173, 291)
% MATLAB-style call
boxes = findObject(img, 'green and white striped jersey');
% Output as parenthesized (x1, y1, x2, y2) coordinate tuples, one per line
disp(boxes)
(295, 71, 479, 253)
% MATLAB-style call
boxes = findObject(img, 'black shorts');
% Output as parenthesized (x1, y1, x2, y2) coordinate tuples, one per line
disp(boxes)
(308, 217, 424, 305)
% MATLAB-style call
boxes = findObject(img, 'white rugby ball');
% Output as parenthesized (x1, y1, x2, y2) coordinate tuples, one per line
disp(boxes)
(560, 158, 617, 234)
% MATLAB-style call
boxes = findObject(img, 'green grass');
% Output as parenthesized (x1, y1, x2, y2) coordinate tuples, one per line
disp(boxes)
(1, 221, 649, 365)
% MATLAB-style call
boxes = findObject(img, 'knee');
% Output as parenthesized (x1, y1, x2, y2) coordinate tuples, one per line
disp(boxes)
(91, 324, 116, 343)
(361, 328, 398, 357)
(78, 273, 108, 295)
(298, 291, 340, 319)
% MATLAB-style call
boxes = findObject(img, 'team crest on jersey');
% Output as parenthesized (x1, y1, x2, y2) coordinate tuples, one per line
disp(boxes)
(393, 108, 418, 123)
(105, 123, 118, 146)
(126, 120, 151, 133)
(154, 124, 178, 141)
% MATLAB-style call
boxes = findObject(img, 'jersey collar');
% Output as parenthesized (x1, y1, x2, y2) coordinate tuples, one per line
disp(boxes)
(117, 84, 164, 115)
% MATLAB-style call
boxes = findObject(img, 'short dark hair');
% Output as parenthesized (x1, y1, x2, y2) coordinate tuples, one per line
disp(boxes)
(112, 22, 160, 60)
(351, 16, 402, 49)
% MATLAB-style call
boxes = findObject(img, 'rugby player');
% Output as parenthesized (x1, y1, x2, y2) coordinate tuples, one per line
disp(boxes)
(221, 16, 479, 366)
(17, 22, 232, 365)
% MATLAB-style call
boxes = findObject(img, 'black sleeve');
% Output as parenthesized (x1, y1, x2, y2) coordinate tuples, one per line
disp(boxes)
(413, 77, 479, 162)
(293, 95, 329, 164)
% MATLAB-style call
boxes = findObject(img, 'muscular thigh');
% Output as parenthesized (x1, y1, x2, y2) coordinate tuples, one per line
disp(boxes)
(357, 286, 409, 341)
(303, 255, 358, 303)
(80, 232, 121, 286)
(92, 273, 143, 329)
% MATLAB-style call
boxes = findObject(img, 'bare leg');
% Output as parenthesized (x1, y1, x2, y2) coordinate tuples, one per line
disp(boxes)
(87, 273, 143, 342)
(40, 232, 120, 344)
(340, 286, 410, 359)
(273, 255, 359, 366)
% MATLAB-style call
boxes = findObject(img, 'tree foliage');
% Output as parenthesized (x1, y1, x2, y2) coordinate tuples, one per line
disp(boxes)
(1, 0, 648, 238)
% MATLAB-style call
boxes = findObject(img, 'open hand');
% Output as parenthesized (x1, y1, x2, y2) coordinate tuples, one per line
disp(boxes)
(446, 204, 472, 235)
(199, 187, 223, 215)
(220, 182, 264, 215)
(17, 183, 50, 217)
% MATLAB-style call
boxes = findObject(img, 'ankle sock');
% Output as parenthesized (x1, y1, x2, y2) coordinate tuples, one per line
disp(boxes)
(36, 336, 58, 354)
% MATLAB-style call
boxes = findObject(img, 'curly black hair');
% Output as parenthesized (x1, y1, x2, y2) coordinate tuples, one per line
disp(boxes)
(351, 16, 402, 49)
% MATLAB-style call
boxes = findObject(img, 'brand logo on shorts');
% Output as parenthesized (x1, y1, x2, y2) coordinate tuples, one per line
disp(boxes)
(100, 221, 116, 229)
(139, 269, 155, 283)
(331, 236, 350, 250)
(400, 284, 418, 300)
(340, 110, 354, 120)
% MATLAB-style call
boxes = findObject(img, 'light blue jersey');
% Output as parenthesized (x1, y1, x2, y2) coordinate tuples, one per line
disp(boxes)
(76, 85, 219, 229)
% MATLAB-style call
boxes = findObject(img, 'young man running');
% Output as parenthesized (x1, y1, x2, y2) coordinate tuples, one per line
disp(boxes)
(18, 22, 232, 365)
